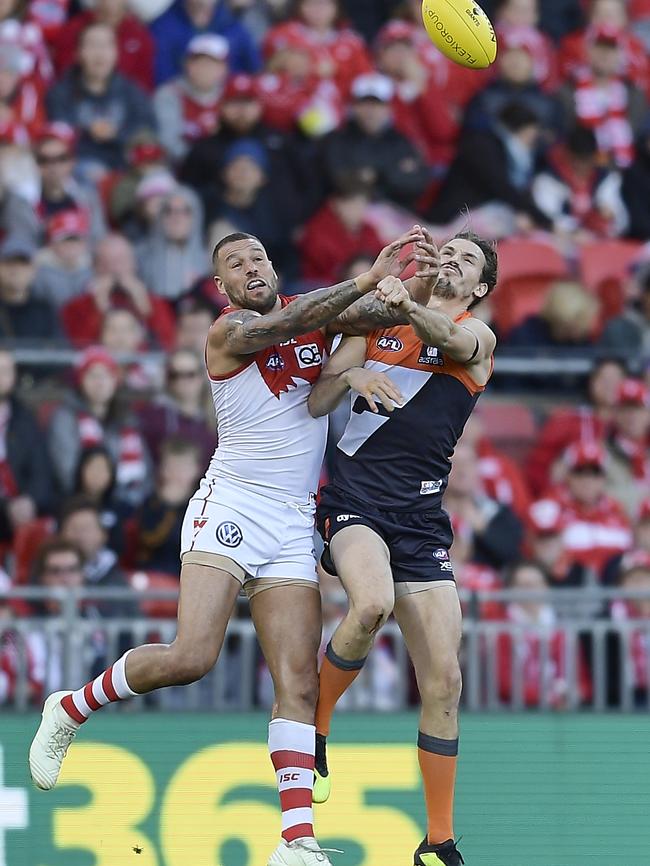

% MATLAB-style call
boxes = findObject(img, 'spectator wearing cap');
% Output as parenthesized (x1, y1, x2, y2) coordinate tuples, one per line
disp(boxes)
(263, 0, 371, 98)
(320, 72, 430, 210)
(32, 209, 94, 308)
(0, 235, 61, 342)
(532, 124, 628, 241)
(52, 0, 155, 92)
(0, 348, 54, 544)
(205, 138, 295, 273)
(430, 102, 551, 234)
(525, 498, 589, 589)
(107, 133, 172, 231)
(61, 233, 176, 350)
(548, 440, 632, 574)
(373, 20, 459, 170)
(33, 122, 106, 243)
(463, 28, 563, 139)
(526, 357, 627, 496)
(119, 170, 178, 244)
(557, 24, 647, 168)
(48, 347, 151, 505)
(604, 378, 650, 516)
(136, 347, 215, 466)
(599, 258, 650, 354)
(149, 0, 261, 86)
(154, 34, 229, 162)
(180, 73, 309, 224)
(136, 185, 209, 302)
(46, 23, 157, 178)
(297, 173, 383, 287)
(559, 0, 650, 99)
(0, 41, 46, 145)
(621, 118, 650, 241)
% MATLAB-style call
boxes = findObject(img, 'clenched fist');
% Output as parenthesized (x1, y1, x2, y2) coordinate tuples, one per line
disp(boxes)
(375, 276, 416, 314)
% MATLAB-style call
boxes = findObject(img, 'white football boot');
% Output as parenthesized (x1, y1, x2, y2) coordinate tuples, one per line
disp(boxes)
(29, 691, 80, 790)
(268, 836, 341, 865)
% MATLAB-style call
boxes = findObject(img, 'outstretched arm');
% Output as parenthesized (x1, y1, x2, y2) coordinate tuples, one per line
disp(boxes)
(211, 228, 425, 356)
(375, 276, 496, 364)
(308, 335, 403, 418)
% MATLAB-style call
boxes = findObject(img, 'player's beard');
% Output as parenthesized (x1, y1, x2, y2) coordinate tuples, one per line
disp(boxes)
(432, 275, 457, 300)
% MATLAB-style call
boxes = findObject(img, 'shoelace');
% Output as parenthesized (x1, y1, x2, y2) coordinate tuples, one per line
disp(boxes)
(291, 840, 344, 862)
(45, 726, 76, 760)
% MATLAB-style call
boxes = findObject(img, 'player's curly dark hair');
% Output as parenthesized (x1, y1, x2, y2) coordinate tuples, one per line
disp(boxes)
(452, 230, 498, 309)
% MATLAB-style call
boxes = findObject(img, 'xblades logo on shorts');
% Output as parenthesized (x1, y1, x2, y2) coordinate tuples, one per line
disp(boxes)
(216, 521, 243, 548)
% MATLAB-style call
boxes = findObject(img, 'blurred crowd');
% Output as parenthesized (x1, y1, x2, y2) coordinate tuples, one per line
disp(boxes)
(0, 0, 649, 711)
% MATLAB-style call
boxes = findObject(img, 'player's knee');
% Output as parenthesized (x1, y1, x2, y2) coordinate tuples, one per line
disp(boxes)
(166, 645, 216, 685)
(275, 666, 319, 714)
(353, 596, 394, 636)
(421, 660, 462, 711)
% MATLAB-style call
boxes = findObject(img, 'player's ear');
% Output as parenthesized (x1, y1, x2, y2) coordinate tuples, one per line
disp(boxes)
(473, 282, 488, 302)
(213, 274, 227, 296)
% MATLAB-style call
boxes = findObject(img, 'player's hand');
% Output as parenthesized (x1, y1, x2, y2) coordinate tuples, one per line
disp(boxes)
(342, 367, 403, 414)
(361, 225, 426, 290)
(375, 276, 416, 314)
(406, 226, 440, 283)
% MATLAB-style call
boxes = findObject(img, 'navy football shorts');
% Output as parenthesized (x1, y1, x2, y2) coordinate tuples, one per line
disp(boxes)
(316, 484, 455, 584)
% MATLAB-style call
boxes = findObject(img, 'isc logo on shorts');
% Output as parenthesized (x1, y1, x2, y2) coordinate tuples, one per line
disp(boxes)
(421, 479, 443, 495)
(295, 343, 322, 368)
(377, 335, 403, 352)
(216, 521, 243, 548)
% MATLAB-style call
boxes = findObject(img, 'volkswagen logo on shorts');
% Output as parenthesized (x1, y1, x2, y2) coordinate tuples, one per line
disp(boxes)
(216, 521, 243, 547)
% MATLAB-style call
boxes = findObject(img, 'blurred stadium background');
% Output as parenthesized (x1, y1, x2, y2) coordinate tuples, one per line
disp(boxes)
(1, 0, 650, 863)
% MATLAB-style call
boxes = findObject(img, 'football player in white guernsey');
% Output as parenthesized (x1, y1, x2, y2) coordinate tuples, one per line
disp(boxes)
(307, 232, 498, 866)
(29, 227, 441, 866)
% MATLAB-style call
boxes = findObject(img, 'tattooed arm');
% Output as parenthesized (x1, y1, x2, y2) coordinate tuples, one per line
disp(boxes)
(213, 275, 374, 356)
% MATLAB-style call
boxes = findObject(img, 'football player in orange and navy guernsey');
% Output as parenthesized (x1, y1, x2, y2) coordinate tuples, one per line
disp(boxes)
(308, 231, 498, 866)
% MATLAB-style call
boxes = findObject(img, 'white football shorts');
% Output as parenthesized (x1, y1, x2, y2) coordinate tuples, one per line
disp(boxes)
(180, 477, 318, 587)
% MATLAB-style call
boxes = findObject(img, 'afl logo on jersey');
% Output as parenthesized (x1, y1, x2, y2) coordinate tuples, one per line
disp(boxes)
(377, 335, 403, 352)
(295, 343, 322, 369)
(216, 521, 243, 548)
(266, 352, 285, 370)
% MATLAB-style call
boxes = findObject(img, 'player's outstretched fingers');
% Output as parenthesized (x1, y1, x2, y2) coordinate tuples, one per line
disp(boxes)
(360, 389, 379, 413)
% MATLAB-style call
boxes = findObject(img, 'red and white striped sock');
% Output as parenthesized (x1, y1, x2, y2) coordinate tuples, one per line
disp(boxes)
(269, 718, 315, 843)
(60, 650, 138, 724)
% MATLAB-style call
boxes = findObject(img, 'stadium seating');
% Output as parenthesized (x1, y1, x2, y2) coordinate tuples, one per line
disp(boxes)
(577, 240, 645, 321)
(492, 241, 570, 335)
(128, 570, 179, 618)
(479, 400, 538, 463)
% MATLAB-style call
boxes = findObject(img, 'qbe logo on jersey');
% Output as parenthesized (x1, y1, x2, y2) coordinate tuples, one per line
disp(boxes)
(295, 343, 322, 369)
(216, 521, 243, 548)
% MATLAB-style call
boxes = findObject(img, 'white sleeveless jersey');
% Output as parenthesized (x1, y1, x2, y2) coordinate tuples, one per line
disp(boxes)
(204, 297, 328, 503)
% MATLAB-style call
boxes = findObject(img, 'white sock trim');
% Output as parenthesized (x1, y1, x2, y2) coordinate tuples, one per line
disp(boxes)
(268, 718, 315, 755)
(112, 650, 137, 699)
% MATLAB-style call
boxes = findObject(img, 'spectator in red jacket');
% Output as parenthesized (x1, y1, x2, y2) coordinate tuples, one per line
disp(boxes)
(493, 0, 558, 89)
(559, 0, 650, 99)
(53, 0, 155, 92)
(373, 20, 459, 170)
(0, 41, 46, 145)
(526, 356, 627, 496)
(61, 233, 176, 350)
(609, 549, 650, 706)
(263, 0, 372, 97)
(297, 175, 383, 286)
(550, 440, 633, 574)
(495, 559, 592, 708)
(525, 498, 589, 590)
